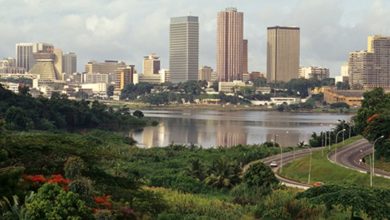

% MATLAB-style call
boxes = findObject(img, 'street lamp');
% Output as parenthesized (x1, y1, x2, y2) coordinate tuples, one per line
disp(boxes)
(371, 135, 384, 187)
(338, 119, 345, 143)
(334, 129, 346, 163)
(308, 145, 312, 184)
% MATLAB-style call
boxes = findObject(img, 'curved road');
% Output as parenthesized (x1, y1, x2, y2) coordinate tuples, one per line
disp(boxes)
(243, 147, 325, 190)
(328, 139, 390, 179)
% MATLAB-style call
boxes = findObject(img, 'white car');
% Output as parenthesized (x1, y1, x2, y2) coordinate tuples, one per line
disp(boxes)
(270, 161, 278, 167)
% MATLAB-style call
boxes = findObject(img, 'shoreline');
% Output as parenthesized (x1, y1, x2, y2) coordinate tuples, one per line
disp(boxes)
(101, 100, 357, 114)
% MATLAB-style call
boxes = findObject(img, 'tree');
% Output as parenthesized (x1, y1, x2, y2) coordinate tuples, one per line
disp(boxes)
(296, 185, 390, 220)
(107, 85, 115, 97)
(336, 81, 350, 90)
(243, 162, 278, 191)
(186, 159, 206, 181)
(211, 81, 219, 92)
(18, 85, 30, 96)
(5, 107, 33, 130)
(133, 110, 144, 118)
(253, 77, 267, 87)
(24, 183, 93, 220)
(204, 158, 241, 189)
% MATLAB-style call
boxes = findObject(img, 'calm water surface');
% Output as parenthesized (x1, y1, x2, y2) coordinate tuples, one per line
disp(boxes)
(131, 110, 353, 148)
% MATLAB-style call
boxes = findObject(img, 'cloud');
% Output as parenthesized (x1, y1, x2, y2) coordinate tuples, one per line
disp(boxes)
(0, 0, 389, 76)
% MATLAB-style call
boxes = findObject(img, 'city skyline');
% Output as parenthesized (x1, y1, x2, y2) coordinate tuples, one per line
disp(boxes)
(1, 0, 390, 76)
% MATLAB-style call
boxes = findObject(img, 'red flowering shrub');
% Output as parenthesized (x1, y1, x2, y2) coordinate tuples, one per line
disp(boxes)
(47, 174, 71, 185)
(24, 174, 71, 186)
(367, 113, 379, 123)
(94, 195, 112, 209)
(23, 175, 47, 183)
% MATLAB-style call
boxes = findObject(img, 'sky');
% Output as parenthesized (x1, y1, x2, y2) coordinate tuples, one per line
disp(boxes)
(1, 0, 390, 76)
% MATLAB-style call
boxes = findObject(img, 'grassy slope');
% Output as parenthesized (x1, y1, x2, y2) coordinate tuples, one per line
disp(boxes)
(280, 136, 390, 188)
(148, 187, 253, 220)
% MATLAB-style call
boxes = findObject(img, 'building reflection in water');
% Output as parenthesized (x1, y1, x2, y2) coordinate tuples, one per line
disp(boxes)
(131, 110, 352, 148)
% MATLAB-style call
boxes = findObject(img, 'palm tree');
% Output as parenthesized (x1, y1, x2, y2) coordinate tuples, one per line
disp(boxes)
(186, 159, 205, 181)
(204, 158, 241, 188)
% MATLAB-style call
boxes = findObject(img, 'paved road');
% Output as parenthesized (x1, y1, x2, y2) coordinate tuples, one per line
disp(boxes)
(243, 147, 325, 190)
(328, 139, 390, 179)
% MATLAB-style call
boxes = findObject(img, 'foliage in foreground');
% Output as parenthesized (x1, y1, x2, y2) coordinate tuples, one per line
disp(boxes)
(297, 185, 390, 219)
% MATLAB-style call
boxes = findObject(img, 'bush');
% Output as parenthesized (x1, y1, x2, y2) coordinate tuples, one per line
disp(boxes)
(254, 190, 324, 220)
(64, 156, 86, 179)
(24, 183, 93, 219)
(243, 162, 278, 190)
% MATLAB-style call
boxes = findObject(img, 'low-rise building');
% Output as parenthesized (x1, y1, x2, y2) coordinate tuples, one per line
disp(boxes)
(218, 80, 249, 93)
(81, 83, 107, 94)
(299, 66, 330, 80)
(323, 87, 364, 107)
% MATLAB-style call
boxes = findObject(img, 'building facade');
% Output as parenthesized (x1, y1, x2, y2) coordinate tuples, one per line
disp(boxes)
(199, 66, 213, 81)
(53, 48, 63, 74)
(267, 26, 300, 82)
(169, 16, 199, 83)
(115, 65, 135, 90)
(143, 54, 160, 75)
(85, 60, 126, 74)
(299, 66, 330, 80)
(348, 50, 374, 87)
(63, 52, 77, 74)
(217, 8, 244, 82)
(16, 43, 35, 71)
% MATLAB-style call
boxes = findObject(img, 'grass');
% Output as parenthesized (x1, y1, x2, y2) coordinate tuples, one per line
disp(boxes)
(373, 160, 390, 172)
(280, 136, 390, 189)
(148, 187, 253, 220)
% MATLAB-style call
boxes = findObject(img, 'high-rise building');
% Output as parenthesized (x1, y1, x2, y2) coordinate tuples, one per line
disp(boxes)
(348, 50, 374, 87)
(367, 35, 390, 88)
(29, 43, 63, 81)
(242, 39, 248, 74)
(347, 35, 390, 88)
(199, 66, 213, 81)
(63, 52, 77, 74)
(299, 66, 330, 80)
(217, 8, 244, 82)
(169, 16, 199, 83)
(115, 65, 135, 90)
(85, 60, 126, 74)
(53, 48, 63, 74)
(267, 26, 300, 82)
(16, 43, 35, 71)
(143, 53, 160, 75)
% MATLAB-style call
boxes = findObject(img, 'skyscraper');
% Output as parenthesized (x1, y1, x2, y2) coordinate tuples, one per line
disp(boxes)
(347, 35, 390, 88)
(63, 52, 77, 74)
(16, 43, 34, 71)
(169, 16, 199, 83)
(217, 8, 244, 82)
(348, 51, 374, 87)
(267, 26, 300, 82)
(143, 53, 160, 75)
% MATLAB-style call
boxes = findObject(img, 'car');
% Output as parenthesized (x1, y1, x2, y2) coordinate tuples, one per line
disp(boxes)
(270, 161, 278, 167)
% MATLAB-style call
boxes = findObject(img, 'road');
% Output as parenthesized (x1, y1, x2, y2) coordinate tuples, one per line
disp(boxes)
(243, 147, 325, 190)
(328, 139, 390, 179)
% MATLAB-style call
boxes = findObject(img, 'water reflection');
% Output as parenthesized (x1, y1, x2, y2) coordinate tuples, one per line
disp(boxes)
(132, 110, 353, 148)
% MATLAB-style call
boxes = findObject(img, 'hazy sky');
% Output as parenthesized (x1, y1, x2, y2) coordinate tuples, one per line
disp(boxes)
(1, 0, 390, 76)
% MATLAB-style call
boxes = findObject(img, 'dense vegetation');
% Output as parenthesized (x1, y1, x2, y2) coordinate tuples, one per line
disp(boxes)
(0, 85, 146, 131)
(119, 78, 337, 107)
(355, 88, 390, 160)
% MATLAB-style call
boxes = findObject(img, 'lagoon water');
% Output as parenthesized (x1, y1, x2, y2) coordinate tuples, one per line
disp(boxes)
(131, 110, 353, 148)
